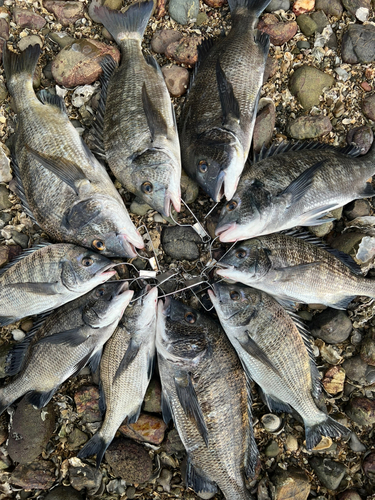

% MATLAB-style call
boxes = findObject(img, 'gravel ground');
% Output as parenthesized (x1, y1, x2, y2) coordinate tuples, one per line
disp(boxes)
(0, 0, 375, 499)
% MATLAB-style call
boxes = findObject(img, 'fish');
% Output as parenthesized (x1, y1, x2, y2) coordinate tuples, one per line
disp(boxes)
(92, 0, 181, 217)
(215, 232, 375, 309)
(3, 44, 144, 258)
(0, 282, 133, 415)
(78, 286, 158, 468)
(208, 282, 349, 450)
(156, 298, 257, 500)
(0, 243, 118, 327)
(179, 0, 271, 202)
(216, 141, 375, 242)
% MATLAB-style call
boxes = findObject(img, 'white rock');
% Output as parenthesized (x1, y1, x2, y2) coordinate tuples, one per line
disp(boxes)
(0, 148, 11, 183)
(71, 84, 98, 108)
(356, 7, 369, 22)
(261, 413, 282, 432)
(12, 329, 25, 341)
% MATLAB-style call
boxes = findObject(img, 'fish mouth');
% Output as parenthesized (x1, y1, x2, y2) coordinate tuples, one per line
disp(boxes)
(118, 231, 144, 258)
(215, 222, 238, 242)
(163, 190, 181, 218)
(213, 170, 225, 203)
(143, 286, 159, 308)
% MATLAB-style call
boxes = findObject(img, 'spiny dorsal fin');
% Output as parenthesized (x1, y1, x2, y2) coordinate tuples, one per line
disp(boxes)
(216, 59, 240, 125)
(0, 242, 52, 278)
(142, 83, 168, 141)
(11, 155, 38, 225)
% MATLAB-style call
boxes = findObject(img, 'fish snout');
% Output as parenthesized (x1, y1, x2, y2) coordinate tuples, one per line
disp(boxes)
(215, 222, 239, 242)
(163, 190, 181, 217)
(117, 231, 144, 258)
(212, 170, 225, 203)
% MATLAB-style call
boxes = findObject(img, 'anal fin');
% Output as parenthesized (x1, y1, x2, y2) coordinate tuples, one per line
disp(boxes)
(186, 457, 217, 496)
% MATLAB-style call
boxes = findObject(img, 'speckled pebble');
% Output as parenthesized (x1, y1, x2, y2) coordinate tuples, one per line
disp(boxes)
(258, 14, 298, 45)
(287, 115, 332, 139)
(310, 309, 352, 344)
(290, 65, 334, 110)
(161, 64, 189, 97)
(169, 0, 199, 25)
(151, 29, 183, 54)
(44, 0, 85, 26)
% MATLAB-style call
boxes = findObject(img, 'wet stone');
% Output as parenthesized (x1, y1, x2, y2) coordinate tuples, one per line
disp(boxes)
(360, 337, 375, 365)
(119, 413, 167, 445)
(67, 428, 88, 450)
(13, 7, 46, 29)
(297, 14, 318, 37)
(347, 125, 373, 155)
(10, 458, 55, 489)
(338, 491, 363, 500)
(310, 457, 347, 490)
(342, 356, 368, 384)
(363, 452, 375, 481)
(346, 397, 375, 426)
(253, 99, 276, 153)
(8, 398, 55, 465)
(310, 309, 352, 344)
(161, 65, 189, 97)
(44, 1, 85, 26)
(0, 184, 12, 209)
(310, 10, 329, 33)
(169, 0, 199, 25)
(342, 0, 371, 22)
(44, 486, 84, 500)
(151, 29, 183, 54)
(315, 0, 343, 18)
(143, 377, 162, 413)
(162, 225, 201, 260)
(272, 467, 310, 500)
(165, 36, 202, 66)
(74, 385, 101, 423)
(362, 94, 375, 121)
(105, 438, 153, 483)
(322, 365, 345, 394)
(290, 66, 335, 110)
(258, 14, 298, 45)
(287, 115, 332, 139)
(68, 458, 102, 494)
(342, 24, 375, 64)
(265, 0, 290, 12)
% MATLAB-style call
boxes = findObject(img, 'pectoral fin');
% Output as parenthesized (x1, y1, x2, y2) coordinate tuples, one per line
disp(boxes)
(142, 83, 168, 141)
(239, 332, 280, 376)
(114, 338, 140, 381)
(278, 160, 326, 207)
(35, 327, 88, 347)
(272, 263, 323, 282)
(8, 281, 61, 295)
(216, 59, 240, 125)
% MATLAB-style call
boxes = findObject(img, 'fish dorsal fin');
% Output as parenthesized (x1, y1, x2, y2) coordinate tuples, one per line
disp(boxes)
(90, 54, 118, 159)
(11, 155, 38, 225)
(0, 243, 52, 278)
(278, 159, 326, 206)
(283, 229, 363, 275)
(38, 89, 67, 114)
(174, 372, 209, 446)
(216, 59, 241, 125)
(142, 83, 168, 141)
(114, 337, 140, 381)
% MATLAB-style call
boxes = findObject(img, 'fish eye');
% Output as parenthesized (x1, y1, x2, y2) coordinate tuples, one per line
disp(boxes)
(184, 312, 196, 324)
(230, 290, 240, 301)
(95, 287, 105, 297)
(82, 257, 94, 267)
(198, 160, 208, 173)
(141, 181, 153, 194)
(235, 249, 247, 259)
(226, 200, 238, 211)
(92, 239, 106, 252)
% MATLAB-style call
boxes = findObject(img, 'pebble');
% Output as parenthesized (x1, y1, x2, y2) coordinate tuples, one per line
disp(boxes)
(49, 31, 75, 49)
(10, 229, 29, 248)
(342, 0, 370, 22)
(180, 169, 199, 204)
(67, 428, 88, 450)
(363, 452, 375, 481)
(310, 309, 352, 344)
(265, 0, 290, 12)
(308, 220, 333, 238)
(119, 413, 167, 445)
(143, 377, 162, 413)
(68, 457, 102, 494)
(287, 115, 332, 139)
(315, 0, 343, 17)
(165, 36, 202, 66)
(296, 14, 318, 37)
(342, 24, 375, 64)
(44, 1, 85, 26)
(0, 184, 12, 209)
(126, 486, 136, 499)
(272, 467, 310, 500)
(157, 468, 173, 492)
(290, 65, 334, 110)
(11, 328, 24, 341)
(105, 438, 153, 483)
(347, 125, 373, 155)
(130, 197, 152, 216)
(161, 65, 189, 97)
(310, 10, 329, 33)
(0, 81, 8, 104)
(18, 34, 43, 52)
(338, 491, 363, 500)
(74, 385, 102, 423)
(265, 440, 281, 457)
(165, 428, 185, 454)
(258, 14, 298, 45)
(362, 94, 375, 121)
(261, 413, 282, 432)
(349, 432, 366, 452)
(203, 0, 226, 6)
(169, 0, 199, 25)
(10, 458, 55, 489)
(13, 7, 46, 29)
(252, 98, 276, 153)
(322, 365, 345, 394)
(151, 29, 183, 54)
(0, 18, 9, 44)
(360, 337, 375, 365)
(162, 225, 202, 260)
(0, 147, 11, 183)
(44, 486, 84, 500)
(346, 397, 375, 426)
(285, 434, 299, 452)
(293, 0, 315, 15)
(343, 356, 368, 384)
(263, 56, 278, 82)
(52, 39, 120, 87)
(310, 457, 347, 490)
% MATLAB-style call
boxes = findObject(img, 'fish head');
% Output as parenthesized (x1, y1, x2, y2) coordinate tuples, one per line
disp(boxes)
(208, 282, 261, 327)
(122, 285, 159, 334)
(215, 239, 272, 284)
(216, 179, 272, 242)
(185, 129, 245, 202)
(82, 281, 134, 328)
(129, 149, 181, 217)
(67, 196, 144, 258)
(156, 298, 211, 367)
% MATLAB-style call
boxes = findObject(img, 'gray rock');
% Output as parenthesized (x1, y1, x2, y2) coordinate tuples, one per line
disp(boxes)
(67, 428, 88, 450)
(310, 457, 347, 490)
(0, 342, 12, 379)
(0, 185, 11, 209)
(165, 428, 185, 454)
(0, 148, 11, 183)
(0, 81, 9, 104)
(346, 397, 375, 426)
(310, 10, 329, 33)
(342, 24, 375, 64)
(265, 440, 281, 457)
(10, 459, 55, 489)
(360, 337, 375, 365)
(10, 230, 28, 249)
(338, 491, 363, 500)
(362, 94, 375, 121)
(105, 438, 153, 483)
(48, 31, 75, 48)
(180, 170, 199, 204)
(272, 467, 310, 500)
(69, 459, 102, 494)
(308, 220, 334, 238)
(265, 0, 290, 11)
(349, 432, 366, 452)
(363, 452, 375, 482)
(8, 398, 55, 465)
(346, 125, 373, 155)
(344, 199, 371, 220)
(297, 40, 311, 50)
(169, 0, 199, 25)
(129, 197, 152, 216)
(151, 29, 183, 53)
(157, 468, 173, 492)
(162, 226, 201, 260)
(343, 356, 368, 383)
(287, 115, 332, 139)
(310, 309, 352, 344)
(296, 14, 318, 37)
(253, 99, 276, 153)
(342, 0, 371, 22)
(365, 364, 375, 384)
(290, 66, 335, 110)
(126, 486, 136, 499)
(315, 0, 343, 17)
(44, 486, 84, 500)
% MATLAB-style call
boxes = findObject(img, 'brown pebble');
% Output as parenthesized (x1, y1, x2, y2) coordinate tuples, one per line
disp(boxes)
(151, 29, 183, 54)
(258, 15, 298, 46)
(165, 36, 203, 66)
(203, 0, 227, 7)
(13, 8, 46, 29)
(293, 0, 315, 16)
(322, 365, 345, 394)
(10, 459, 55, 490)
(44, 1, 84, 26)
(74, 385, 101, 423)
(361, 81, 372, 91)
(119, 413, 167, 445)
(161, 65, 189, 97)
(106, 438, 153, 483)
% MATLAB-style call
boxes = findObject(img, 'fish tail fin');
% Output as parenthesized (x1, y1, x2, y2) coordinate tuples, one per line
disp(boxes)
(227, 0, 271, 18)
(305, 415, 349, 451)
(94, 0, 155, 45)
(77, 432, 111, 469)
(3, 44, 41, 91)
